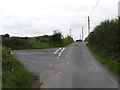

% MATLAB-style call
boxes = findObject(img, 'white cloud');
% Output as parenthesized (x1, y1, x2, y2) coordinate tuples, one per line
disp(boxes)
(0, 0, 119, 40)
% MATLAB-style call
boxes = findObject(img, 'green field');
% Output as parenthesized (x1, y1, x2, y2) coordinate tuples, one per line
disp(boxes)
(20, 38, 54, 50)
(3, 36, 74, 50)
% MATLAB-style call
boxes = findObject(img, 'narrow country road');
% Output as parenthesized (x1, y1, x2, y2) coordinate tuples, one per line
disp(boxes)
(13, 42, 118, 88)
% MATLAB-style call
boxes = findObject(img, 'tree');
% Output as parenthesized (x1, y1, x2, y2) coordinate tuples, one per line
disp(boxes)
(3, 34, 10, 37)
(50, 30, 63, 46)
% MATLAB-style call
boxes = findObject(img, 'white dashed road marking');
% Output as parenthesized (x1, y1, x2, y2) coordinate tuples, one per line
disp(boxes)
(49, 64, 52, 66)
(40, 53, 45, 55)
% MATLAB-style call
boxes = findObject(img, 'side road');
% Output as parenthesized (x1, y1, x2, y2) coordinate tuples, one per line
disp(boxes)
(13, 42, 118, 88)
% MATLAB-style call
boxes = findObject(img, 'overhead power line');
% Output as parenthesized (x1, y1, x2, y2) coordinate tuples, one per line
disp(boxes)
(90, 0, 100, 16)
(87, 0, 99, 35)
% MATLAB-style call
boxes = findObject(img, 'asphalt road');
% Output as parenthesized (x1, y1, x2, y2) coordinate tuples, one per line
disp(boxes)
(13, 42, 118, 88)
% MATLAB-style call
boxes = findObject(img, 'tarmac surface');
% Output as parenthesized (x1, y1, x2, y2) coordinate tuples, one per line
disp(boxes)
(13, 42, 118, 88)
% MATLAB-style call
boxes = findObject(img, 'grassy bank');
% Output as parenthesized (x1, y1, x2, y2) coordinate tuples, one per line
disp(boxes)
(87, 44, 119, 77)
(2, 47, 35, 88)
(86, 18, 119, 77)
(63, 36, 74, 46)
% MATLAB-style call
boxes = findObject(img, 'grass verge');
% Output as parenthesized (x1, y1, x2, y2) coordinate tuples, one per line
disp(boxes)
(12, 39, 74, 50)
(2, 47, 35, 88)
(14, 42, 54, 50)
(87, 44, 119, 77)
(63, 37, 74, 47)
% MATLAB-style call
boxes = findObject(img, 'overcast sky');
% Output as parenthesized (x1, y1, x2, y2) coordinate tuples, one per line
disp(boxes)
(0, 0, 119, 40)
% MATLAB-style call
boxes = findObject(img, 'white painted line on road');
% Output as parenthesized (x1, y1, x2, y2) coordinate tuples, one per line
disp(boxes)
(57, 55, 61, 58)
(39, 53, 45, 55)
(57, 48, 65, 58)
(58, 48, 65, 55)
(54, 48, 62, 54)
(58, 72, 62, 74)
(49, 64, 52, 66)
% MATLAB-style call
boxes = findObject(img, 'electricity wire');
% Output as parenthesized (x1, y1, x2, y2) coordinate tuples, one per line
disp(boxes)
(89, 0, 100, 17)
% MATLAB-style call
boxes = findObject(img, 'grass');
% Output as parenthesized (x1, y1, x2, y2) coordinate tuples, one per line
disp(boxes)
(9, 37, 55, 50)
(11, 37, 74, 50)
(3, 36, 75, 50)
(87, 44, 119, 77)
(63, 37, 74, 46)
(29, 37, 74, 49)
(14, 42, 54, 50)
(2, 47, 35, 88)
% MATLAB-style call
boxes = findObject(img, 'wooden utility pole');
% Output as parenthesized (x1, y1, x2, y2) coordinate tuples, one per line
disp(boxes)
(80, 34, 81, 40)
(88, 16, 90, 34)
(82, 27, 83, 41)
(69, 29, 72, 37)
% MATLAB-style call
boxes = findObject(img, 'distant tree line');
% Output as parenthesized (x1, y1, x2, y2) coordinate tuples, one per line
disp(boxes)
(2, 30, 74, 49)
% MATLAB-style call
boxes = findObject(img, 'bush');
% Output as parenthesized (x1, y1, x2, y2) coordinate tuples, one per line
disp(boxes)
(87, 18, 120, 61)
(2, 47, 34, 88)
(2, 37, 32, 50)
(63, 36, 74, 46)
(50, 31, 63, 46)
